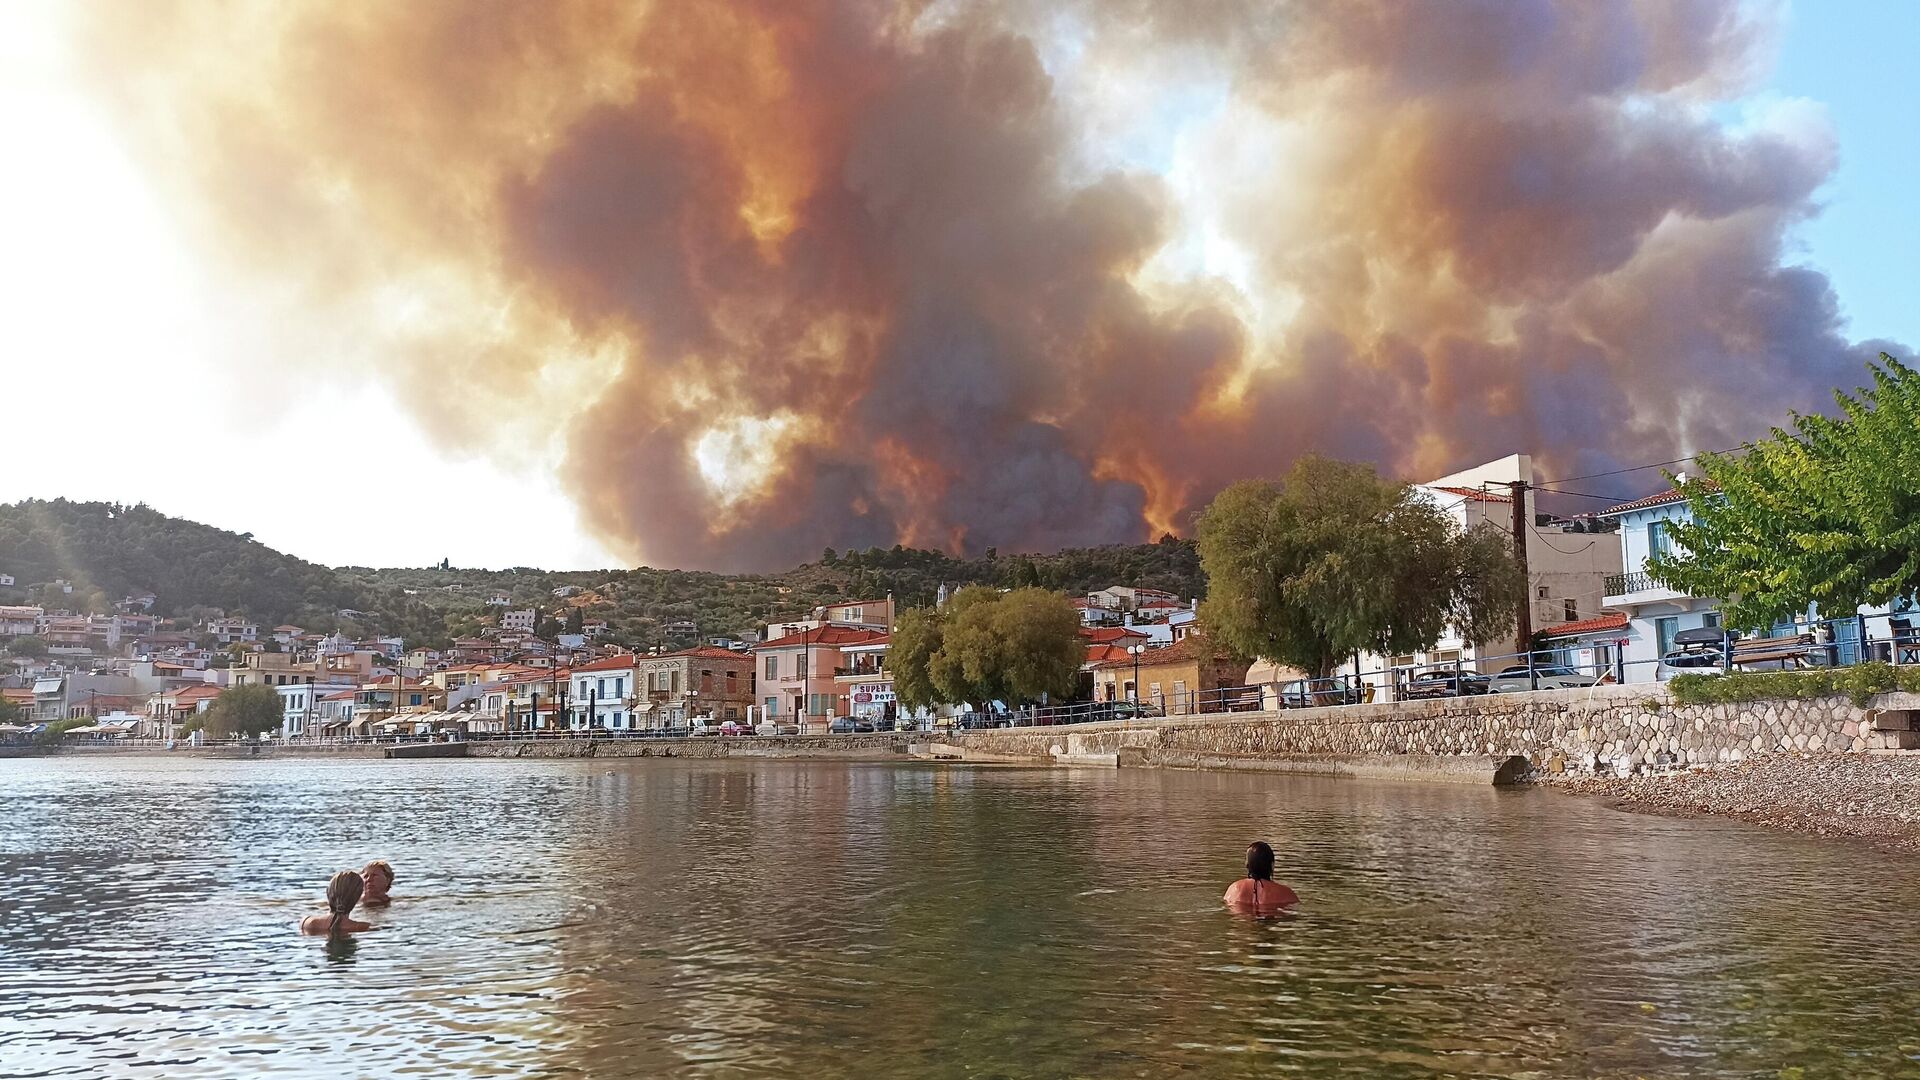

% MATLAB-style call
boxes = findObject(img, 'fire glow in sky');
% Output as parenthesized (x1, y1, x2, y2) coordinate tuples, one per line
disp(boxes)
(20, 1, 1911, 570)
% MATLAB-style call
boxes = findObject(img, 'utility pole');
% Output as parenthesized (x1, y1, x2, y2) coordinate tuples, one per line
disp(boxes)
(1509, 479, 1534, 672)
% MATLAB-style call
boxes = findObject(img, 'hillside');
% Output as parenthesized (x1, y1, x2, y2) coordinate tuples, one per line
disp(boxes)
(0, 499, 1204, 649)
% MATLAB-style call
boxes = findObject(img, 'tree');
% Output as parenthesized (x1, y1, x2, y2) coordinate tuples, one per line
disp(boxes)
(4, 635, 48, 659)
(1656, 353, 1920, 628)
(889, 606, 946, 711)
(1196, 455, 1524, 678)
(204, 684, 283, 738)
(0, 696, 20, 724)
(888, 587, 1083, 709)
(565, 607, 584, 635)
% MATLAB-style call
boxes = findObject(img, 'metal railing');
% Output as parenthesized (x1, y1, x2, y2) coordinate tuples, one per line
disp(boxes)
(1604, 570, 1666, 595)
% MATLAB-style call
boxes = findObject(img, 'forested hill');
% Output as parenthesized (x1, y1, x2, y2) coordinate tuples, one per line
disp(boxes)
(0, 499, 1204, 649)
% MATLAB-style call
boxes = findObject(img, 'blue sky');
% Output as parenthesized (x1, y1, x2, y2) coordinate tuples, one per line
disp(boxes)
(1769, 1, 1919, 350)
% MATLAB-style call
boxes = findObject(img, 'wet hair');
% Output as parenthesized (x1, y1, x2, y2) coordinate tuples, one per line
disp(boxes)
(1245, 841, 1275, 882)
(325, 870, 364, 933)
(363, 860, 394, 887)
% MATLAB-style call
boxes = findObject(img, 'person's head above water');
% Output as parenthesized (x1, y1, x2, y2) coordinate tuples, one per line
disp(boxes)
(362, 860, 394, 898)
(1245, 841, 1275, 882)
(325, 869, 365, 930)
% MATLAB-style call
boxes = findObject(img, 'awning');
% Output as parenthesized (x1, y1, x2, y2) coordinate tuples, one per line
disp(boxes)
(32, 678, 63, 695)
(348, 716, 375, 733)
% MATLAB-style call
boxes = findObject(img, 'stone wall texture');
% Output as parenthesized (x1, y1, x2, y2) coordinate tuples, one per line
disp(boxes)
(950, 685, 1920, 775)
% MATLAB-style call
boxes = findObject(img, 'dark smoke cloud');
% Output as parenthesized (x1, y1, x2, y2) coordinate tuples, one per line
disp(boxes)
(73, 0, 1906, 568)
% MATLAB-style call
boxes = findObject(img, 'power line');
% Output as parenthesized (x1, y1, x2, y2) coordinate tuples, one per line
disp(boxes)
(1538, 446, 1748, 487)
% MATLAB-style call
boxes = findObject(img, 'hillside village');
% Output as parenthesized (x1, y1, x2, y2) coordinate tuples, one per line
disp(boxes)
(9, 453, 1912, 744)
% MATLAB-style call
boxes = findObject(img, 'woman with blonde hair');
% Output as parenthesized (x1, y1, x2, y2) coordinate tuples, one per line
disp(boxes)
(300, 870, 374, 935)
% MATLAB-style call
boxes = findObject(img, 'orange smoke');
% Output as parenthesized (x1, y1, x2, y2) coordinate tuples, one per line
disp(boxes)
(67, 0, 1903, 569)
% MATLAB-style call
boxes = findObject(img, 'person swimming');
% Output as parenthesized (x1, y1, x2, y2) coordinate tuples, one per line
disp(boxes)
(300, 870, 375, 936)
(361, 860, 394, 906)
(1223, 841, 1299, 911)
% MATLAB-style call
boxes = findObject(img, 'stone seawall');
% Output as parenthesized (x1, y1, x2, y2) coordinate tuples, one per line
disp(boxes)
(465, 734, 918, 760)
(950, 684, 1920, 777)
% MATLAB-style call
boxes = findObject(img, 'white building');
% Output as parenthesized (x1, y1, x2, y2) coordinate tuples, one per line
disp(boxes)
(279, 679, 360, 737)
(1347, 454, 1623, 693)
(501, 608, 538, 634)
(204, 618, 258, 644)
(0, 605, 43, 636)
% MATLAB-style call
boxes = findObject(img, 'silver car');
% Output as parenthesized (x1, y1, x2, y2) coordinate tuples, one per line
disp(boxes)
(1486, 665, 1599, 693)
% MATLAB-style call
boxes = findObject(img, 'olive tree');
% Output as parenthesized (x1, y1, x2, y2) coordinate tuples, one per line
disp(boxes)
(1197, 455, 1523, 678)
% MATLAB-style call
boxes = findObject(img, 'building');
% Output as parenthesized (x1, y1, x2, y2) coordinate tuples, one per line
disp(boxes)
(278, 679, 359, 737)
(204, 618, 259, 644)
(1090, 636, 1250, 713)
(501, 609, 537, 634)
(834, 636, 895, 725)
(567, 653, 636, 729)
(1341, 454, 1623, 694)
(813, 597, 894, 630)
(486, 592, 512, 606)
(31, 672, 145, 721)
(0, 605, 42, 636)
(634, 646, 757, 727)
(752, 625, 886, 734)
(228, 651, 319, 689)
(0, 574, 14, 588)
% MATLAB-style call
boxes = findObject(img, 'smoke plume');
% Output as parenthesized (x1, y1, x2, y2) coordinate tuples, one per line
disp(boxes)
(72, 0, 1904, 569)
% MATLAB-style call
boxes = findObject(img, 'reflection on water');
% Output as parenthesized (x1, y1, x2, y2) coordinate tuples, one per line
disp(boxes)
(3, 756, 1919, 1077)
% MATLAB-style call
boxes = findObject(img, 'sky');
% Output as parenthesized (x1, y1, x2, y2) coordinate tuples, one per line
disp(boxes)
(1, 1, 1914, 573)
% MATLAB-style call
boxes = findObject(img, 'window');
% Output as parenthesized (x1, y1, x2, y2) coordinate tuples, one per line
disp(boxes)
(598, 678, 608, 697)
(1536, 586, 1550, 600)
(1149, 681, 1164, 706)
(1702, 612, 1721, 629)
(725, 670, 737, 689)
(614, 677, 625, 698)
(764, 696, 779, 716)
(1564, 599, 1578, 622)
(765, 655, 779, 680)
(1172, 680, 1187, 709)
(1655, 616, 1680, 658)
(1648, 520, 1672, 561)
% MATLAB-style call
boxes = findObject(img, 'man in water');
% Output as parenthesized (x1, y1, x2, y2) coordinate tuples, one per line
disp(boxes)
(1224, 841, 1298, 911)
(362, 860, 395, 906)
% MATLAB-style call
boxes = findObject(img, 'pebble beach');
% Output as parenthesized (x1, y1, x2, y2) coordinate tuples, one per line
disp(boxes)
(1550, 753, 1920, 851)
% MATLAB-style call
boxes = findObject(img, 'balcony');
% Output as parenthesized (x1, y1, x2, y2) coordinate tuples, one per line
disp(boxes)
(1604, 570, 1684, 602)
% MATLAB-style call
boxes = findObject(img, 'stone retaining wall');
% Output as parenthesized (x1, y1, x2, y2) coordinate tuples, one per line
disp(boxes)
(950, 685, 1920, 775)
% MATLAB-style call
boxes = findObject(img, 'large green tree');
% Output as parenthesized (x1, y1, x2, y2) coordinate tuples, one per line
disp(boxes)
(888, 587, 1083, 709)
(203, 684, 284, 738)
(4, 635, 49, 659)
(1196, 456, 1524, 678)
(1655, 353, 1920, 628)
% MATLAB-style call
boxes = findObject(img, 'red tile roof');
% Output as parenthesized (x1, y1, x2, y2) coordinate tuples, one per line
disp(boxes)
(1081, 626, 1149, 644)
(755, 625, 887, 650)
(1598, 481, 1718, 517)
(1539, 612, 1629, 638)
(1091, 636, 1234, 670)
(1084, 643, 1133, 665)
(1431, 485, 1512, 503)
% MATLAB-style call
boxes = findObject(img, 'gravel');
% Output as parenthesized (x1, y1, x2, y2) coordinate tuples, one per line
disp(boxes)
(1546, 752, 1920, 850)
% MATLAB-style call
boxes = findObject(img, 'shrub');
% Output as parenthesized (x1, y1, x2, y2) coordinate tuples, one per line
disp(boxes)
(1666, 663, 1920, 707)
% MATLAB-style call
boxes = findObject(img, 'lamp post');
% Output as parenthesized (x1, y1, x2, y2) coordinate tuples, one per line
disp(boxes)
(1128, 643, 1147, 705)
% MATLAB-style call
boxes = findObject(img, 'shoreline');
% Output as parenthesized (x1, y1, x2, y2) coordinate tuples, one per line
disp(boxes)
(1541, 752, 1920, 851)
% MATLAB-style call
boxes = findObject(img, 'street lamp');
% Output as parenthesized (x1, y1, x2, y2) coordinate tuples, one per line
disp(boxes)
(1127, 643, 1147, 705)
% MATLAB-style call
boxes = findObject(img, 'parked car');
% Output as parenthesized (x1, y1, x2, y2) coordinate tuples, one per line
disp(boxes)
(1486, 665, 1599, 693)
(689, 720, 720, 737)
(1401, 668, 1491, 699)
(718, 720, 749, 736)
(754, 721, 801, 736)
(1277, 678, 1365, 708)
(828, 717, 858, 734)
(954, 711, 1011, 730)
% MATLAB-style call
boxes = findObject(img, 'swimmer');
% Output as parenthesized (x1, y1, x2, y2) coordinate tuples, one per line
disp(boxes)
(300, 870, 375, 935)
(1223, 841, 1298, 911)
(361, 860, 395, 906)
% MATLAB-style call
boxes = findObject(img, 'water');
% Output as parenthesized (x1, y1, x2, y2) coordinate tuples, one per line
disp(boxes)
(3, 757, 1919, 1078)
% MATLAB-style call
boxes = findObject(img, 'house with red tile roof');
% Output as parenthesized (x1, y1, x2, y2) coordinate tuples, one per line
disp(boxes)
(752, 625, 886, 733)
